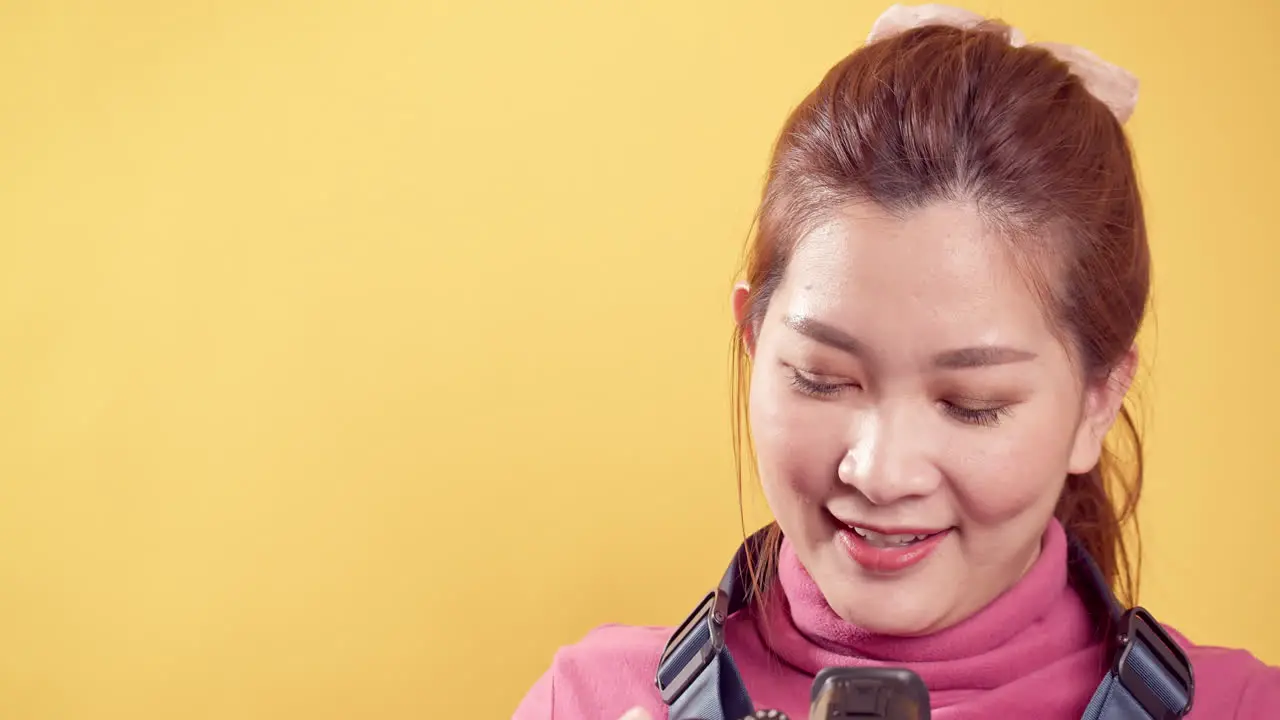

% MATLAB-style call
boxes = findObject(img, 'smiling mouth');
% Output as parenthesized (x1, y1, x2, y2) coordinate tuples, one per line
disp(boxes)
(846, 525, 947, 548)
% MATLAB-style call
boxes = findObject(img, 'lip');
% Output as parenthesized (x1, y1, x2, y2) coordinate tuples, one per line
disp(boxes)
(829, 516, 949, 537)
(837, 527, 951, 573)
(842, 522, 947, 536)
(830, 513, 953, 574)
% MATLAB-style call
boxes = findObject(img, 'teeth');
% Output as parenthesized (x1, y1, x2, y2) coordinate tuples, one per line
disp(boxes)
(852, 527, 930, 547)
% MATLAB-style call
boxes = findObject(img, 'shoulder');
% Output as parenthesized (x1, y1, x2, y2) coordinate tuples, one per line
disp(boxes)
(547, 623, 672, 691)
(1164, 626, 1280, 719)
(512, 624, 673, 720)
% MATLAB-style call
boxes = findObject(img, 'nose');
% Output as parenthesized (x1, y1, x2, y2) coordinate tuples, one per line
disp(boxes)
(836, 408, 942, 505)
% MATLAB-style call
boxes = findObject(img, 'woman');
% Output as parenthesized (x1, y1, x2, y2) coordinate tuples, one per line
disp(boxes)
(514, 5, 1280, 718)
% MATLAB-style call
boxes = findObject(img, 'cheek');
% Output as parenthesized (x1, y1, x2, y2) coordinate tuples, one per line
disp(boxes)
(748, 367, 842, 501)
(948, 412, 1074, 524)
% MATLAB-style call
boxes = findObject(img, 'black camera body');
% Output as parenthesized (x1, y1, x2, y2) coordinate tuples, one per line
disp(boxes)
(735, 666, 930, 720)
(809, 667, 930, 719)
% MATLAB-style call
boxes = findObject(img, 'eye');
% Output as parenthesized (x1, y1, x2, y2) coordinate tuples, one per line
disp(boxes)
(941, 400, 1012, 427)
(786, 366, 857, 398)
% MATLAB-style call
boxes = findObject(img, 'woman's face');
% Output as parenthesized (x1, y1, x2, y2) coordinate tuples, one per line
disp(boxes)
(735, 201, 1131, 636)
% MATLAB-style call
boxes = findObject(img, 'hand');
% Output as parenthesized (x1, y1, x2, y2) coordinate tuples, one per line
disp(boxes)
(617, 708, 653, 720)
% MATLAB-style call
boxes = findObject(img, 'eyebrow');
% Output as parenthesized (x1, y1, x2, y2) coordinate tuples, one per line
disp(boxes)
(783, 315, 1038, 369)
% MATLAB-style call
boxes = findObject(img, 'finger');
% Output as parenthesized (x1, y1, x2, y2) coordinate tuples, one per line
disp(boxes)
(618, 707, 653, 720)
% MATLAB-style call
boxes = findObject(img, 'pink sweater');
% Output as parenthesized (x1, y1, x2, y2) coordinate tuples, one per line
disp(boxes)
(513, 521, 1280, 719)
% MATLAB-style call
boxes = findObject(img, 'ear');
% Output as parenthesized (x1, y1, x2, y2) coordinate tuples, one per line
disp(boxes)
(731, 281, 756, 356)
(1067, 345, 1139, 474)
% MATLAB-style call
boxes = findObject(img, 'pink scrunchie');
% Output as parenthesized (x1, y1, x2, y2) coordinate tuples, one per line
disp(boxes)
(866, 3, 1139, 124)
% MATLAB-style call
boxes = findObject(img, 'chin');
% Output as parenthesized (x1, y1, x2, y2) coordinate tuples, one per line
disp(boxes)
(825, 588, 951, 636)
(816, 548, 957, 637)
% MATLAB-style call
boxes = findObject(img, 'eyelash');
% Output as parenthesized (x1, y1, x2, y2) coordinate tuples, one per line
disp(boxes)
(940, 403, 1011, 428)
(786, 366, 1012, 427)
(787, 367, 851, 397)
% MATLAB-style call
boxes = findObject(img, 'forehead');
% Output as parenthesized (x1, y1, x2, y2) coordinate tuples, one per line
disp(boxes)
(774, 202, 1054, 348)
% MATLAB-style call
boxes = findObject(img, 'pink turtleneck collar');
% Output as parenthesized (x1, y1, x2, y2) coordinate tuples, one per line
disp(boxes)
(512, 516, 1280, 719)
(740, 519, 1115, 715)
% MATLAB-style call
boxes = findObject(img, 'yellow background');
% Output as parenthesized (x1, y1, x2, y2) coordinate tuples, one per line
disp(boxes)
(2, 1, 1277, 718)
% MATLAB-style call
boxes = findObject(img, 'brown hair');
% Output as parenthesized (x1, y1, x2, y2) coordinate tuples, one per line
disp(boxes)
(731, 21, 1147, 609)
